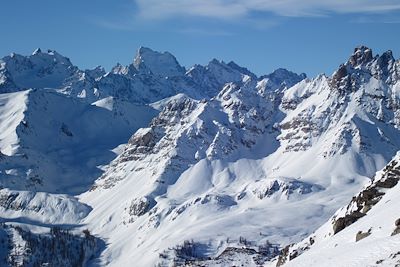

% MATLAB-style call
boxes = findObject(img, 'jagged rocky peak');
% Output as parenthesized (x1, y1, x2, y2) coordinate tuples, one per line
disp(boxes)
(133, 46, 186, 77)
(346, 45, 397, 73)
(331, 45, 400, 89)
(347, 45, 398, 69)
(378, 49, 395, 65)
(348, 45, 373, 67)
(375, 49, 396, 79)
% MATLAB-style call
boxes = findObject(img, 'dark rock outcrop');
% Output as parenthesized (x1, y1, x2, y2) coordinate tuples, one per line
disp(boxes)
(332, 159, 400, 235)
(349, 46, 373, 67)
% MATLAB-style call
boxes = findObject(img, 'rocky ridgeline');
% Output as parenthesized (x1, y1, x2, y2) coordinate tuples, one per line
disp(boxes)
(278, 46, 400, 155)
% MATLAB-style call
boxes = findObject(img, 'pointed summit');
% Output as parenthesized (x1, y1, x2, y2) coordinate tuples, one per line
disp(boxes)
(348, 45, 373, 67)
(377, 50, 395, 68)
(133, 47, 185, 77)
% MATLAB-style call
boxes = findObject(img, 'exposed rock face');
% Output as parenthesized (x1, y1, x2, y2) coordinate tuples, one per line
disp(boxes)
(129, 196, 154, 217)
(355, 229, 371, 242)
(250, 178, 323, 200)
(349, 46, 373, 67)
(331, 64, 348, 89)
(332, 158, 400, 234)
(391, 218, 400, 236)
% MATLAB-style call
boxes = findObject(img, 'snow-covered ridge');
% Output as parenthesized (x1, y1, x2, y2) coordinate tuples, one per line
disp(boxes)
(1, 47, 303, 104)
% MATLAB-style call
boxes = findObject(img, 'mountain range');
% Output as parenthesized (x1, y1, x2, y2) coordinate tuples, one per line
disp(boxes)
(0, 45, 399, 266)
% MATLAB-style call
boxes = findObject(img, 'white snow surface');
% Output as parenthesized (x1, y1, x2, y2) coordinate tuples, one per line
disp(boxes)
(279, 153, 400, 267)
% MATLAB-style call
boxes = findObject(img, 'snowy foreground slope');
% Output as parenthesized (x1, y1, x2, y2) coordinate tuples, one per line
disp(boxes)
(274, 152, 400, 267)
(0, 46, 399, 266)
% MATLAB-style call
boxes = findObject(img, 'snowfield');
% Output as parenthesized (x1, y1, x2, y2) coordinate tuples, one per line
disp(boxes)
(0, 46, 399, 266)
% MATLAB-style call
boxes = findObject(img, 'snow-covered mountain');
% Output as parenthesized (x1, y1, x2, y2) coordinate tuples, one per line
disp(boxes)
(80, 46, 400, 266)
(0, 45, 399, 266)
(0, 47, 259, 104)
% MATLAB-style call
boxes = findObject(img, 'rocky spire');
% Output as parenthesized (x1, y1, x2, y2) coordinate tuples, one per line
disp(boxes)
(348, 46, 373, 67)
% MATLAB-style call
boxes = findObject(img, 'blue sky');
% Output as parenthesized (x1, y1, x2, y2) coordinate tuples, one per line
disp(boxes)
(1, 0, 399, 77)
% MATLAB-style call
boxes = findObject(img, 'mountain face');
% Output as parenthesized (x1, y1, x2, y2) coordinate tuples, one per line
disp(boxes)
(0, 46, 399, 266)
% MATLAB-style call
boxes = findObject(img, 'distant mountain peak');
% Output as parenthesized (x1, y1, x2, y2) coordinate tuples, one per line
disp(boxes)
(331, 45, 399, 89)
(269, 68, 306, 79)
(133, 46, 185, 77)
(348, 45, 373, 67)
(259, 68, 307, 91)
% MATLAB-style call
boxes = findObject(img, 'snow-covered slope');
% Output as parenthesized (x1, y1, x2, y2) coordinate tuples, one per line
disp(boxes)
(0, 88, 158, 239)
(0, 89, 157, 194)
(276, 152, 400, 267)
(78, 46, 400, 266)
